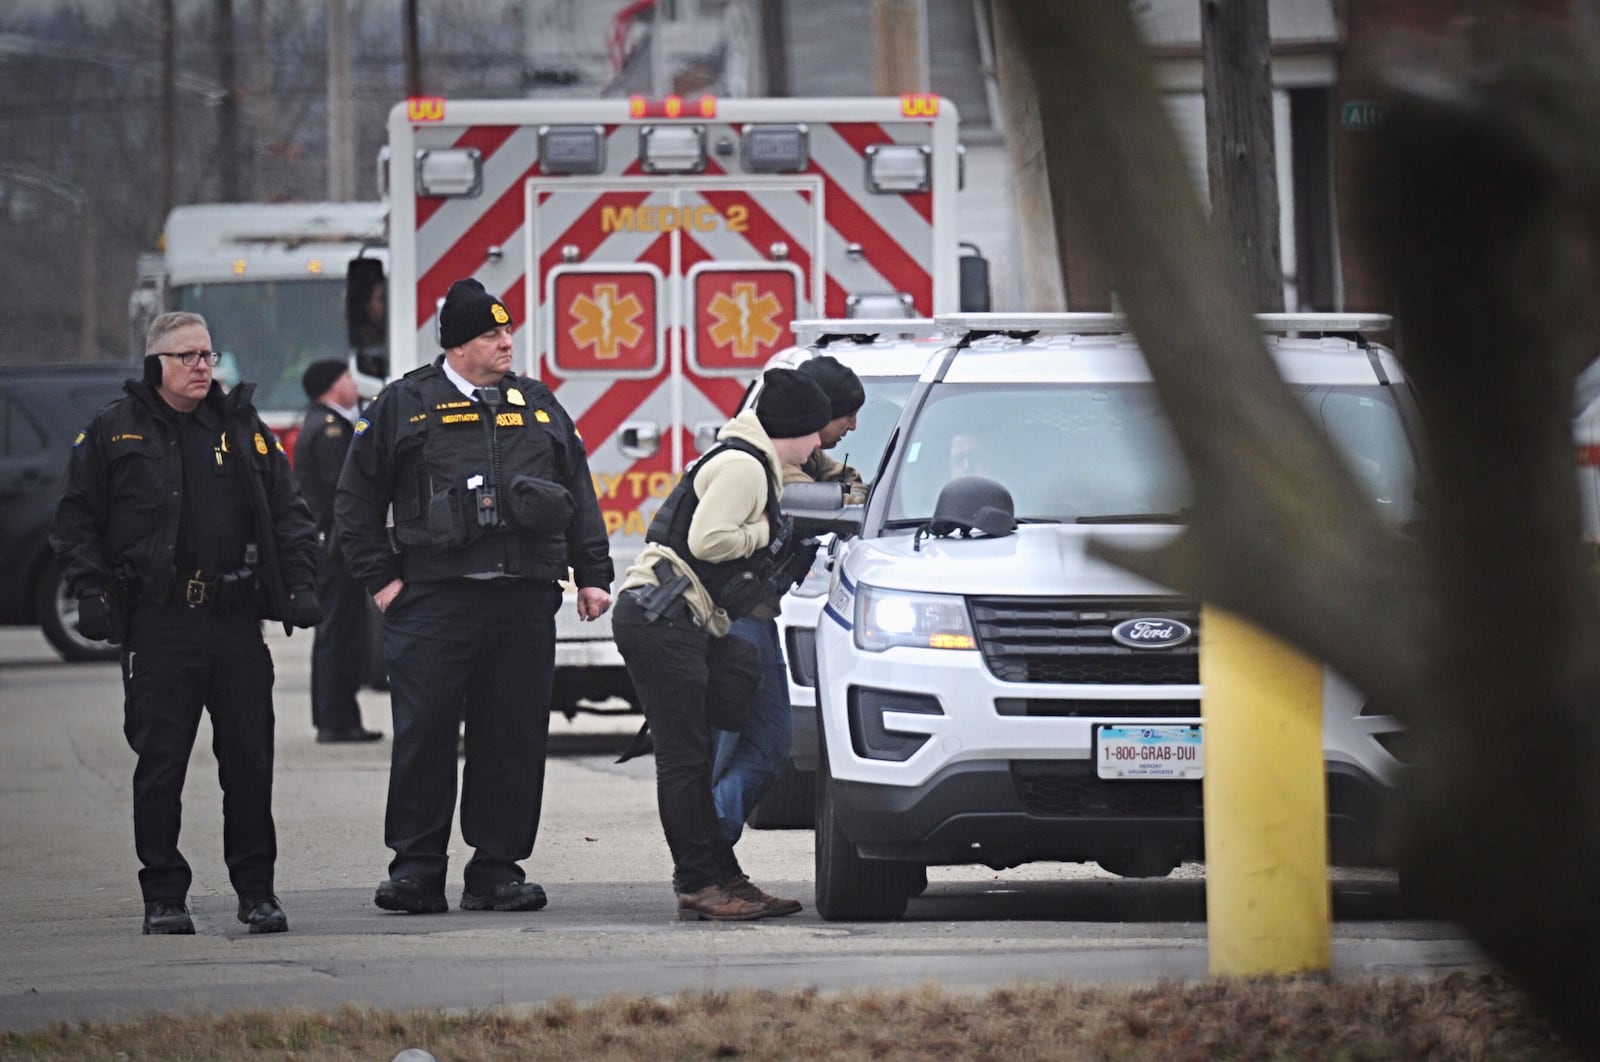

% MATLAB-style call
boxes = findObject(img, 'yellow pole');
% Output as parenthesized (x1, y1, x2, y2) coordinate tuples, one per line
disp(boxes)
(1201, 605, 1331, 975)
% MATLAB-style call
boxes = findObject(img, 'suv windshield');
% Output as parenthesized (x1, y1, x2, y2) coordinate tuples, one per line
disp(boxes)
(883, 381, 1416, 525)
(170, 279, 349, 414)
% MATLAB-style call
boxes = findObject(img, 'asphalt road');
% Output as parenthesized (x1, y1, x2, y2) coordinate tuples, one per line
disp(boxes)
(0, 625, 1487, 1031)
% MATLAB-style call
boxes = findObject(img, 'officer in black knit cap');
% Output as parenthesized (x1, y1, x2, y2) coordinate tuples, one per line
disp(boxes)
(336, 277, 613, 916)
(294, 358, 382, 744)
(788, 355, 868, 503)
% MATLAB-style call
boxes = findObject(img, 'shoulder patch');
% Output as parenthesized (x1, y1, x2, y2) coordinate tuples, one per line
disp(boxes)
(354, 418, 370, 435)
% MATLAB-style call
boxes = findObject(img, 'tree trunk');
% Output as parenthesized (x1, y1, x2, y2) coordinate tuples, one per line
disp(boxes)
(1000, 1, 1600, 1049)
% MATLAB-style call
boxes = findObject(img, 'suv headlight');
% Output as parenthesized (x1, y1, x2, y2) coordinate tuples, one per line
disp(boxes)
(854, 584, 977, 652)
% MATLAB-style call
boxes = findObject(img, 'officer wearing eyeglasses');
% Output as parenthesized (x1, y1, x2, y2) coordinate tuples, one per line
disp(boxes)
(50, 311, 321, 937)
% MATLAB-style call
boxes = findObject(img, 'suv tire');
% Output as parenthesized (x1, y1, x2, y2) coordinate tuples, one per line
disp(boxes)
(815, 742, 914, 921)
(35, 559, 119, 663)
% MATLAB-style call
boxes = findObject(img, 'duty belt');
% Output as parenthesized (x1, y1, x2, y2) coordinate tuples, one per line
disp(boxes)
(170, 569, 255, 609)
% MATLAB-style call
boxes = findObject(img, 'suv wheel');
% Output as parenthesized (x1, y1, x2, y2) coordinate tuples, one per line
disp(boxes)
(815, 751, 914, 921)
(34, 560, 119, 663)
(747, 764, 816, 829)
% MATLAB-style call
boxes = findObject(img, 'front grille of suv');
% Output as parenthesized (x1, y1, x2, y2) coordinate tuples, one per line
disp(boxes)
(1011, 760, 1203, 818)
(970, 597, 1200, 685)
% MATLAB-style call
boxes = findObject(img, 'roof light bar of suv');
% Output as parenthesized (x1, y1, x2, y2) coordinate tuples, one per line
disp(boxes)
(935, 312, 1128, 337)
(791, 317, 937, 346)
(1255, 313, 1392, 334)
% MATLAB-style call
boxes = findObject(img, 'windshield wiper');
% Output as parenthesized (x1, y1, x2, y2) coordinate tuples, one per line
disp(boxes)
(1075, 508, 1190, 525)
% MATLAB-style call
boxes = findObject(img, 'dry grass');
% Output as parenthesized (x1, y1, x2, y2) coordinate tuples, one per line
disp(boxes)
(0, 973, 1582, 1061)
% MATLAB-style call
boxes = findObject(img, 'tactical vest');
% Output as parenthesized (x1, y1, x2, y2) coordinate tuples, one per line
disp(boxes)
(646, 438, 788, 618)
(390, 367, 576, 582)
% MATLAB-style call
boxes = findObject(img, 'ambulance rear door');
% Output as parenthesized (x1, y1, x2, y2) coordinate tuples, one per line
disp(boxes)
(528, 176, 822, 559)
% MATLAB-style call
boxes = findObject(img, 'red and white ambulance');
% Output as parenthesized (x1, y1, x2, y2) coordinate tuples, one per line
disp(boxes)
(369, 93, 979, 713)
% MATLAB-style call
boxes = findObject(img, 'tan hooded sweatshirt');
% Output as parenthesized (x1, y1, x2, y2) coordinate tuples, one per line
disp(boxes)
(617, 409, 782, 636)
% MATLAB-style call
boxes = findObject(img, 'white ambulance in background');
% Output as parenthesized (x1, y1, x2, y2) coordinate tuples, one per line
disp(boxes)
(130, 201, 388, 457)
(366, 93, 985, 714)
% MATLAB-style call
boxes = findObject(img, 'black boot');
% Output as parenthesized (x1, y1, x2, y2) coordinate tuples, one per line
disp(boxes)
(237, 894, 288, 934)
(142, 899, 195, 935)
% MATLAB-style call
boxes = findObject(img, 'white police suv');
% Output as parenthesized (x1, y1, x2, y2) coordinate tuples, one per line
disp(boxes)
(810, 313, 1417, 920)
(741, 320, 946, 826)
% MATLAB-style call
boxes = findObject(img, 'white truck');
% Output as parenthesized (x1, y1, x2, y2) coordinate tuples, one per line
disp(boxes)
(129, 201, 388, 457)
(360, 93, 985, 714)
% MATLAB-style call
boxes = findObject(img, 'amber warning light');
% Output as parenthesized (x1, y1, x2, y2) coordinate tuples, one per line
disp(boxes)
(629, 95, 717, 120)
(901, 94, 940, 117)
(407, 97, 445, 122)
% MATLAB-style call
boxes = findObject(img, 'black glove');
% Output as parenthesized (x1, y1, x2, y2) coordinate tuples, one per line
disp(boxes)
(287, 587, 324, 629)
(76, 592, 115, 643)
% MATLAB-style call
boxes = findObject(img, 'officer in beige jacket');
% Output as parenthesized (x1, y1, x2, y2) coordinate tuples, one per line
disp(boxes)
(613, 368, 830, 921)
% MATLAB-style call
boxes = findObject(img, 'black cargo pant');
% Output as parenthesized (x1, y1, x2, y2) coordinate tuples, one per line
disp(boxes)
(310, 546, 368, 733)
(612, 590, 744, 895)
(122, 601, 277, 903)
(381, 577, 560, 895)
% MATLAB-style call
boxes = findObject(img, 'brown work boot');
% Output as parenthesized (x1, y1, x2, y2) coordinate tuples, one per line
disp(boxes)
(724, 873, 802, 917)
(676, 883, 767, 922)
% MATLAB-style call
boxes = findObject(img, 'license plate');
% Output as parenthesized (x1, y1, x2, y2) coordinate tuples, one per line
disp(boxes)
(1095, 724, 1203, 780)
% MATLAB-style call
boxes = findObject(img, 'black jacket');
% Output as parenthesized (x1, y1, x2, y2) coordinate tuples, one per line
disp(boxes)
(293, 401, 354, 542)
(50, 379, 318, 631)
(335, 359, 613, 592)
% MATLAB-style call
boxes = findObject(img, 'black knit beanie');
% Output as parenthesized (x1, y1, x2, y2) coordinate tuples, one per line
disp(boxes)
(798, 355, 866, 420)
(438, 278, 512, 348)
(755, 368, 832, 439)
(301, 359, 348, 401)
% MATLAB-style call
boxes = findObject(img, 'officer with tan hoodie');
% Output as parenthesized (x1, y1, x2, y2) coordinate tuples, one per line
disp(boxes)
(613, 367, 831, 921)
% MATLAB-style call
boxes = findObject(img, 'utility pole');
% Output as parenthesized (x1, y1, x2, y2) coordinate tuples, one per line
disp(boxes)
(989, 2, 1066, 310)
(327, 0, 355, 201)
(872, 0, 927, 94)
(404, 0, 423, 98)
(160, 0, 175, 220)
(760, 0, 790, 96)
(217, 0, 239, 201)
(1201, 0, 1283, 311)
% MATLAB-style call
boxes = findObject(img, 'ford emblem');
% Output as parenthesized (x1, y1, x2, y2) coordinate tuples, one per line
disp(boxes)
(1111, 617, 1193, 650)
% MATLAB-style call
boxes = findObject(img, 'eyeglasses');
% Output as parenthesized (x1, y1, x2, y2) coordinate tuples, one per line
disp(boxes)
(157, 350, 221, 367)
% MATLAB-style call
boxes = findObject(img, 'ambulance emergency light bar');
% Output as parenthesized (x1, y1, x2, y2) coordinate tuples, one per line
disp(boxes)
(640, 125, 707, 173)
(415, 147, 482, 197)
(538, 126, 605, 175)
(743, 124, 808, 173)
(866, 144, 932, 194)
(792, 318, 937, 345)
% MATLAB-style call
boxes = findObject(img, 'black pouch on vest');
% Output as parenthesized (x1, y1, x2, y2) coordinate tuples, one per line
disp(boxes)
(507, 475, 575, 536)
(704, 632, 761, 732)
(426, 486, 466, 544)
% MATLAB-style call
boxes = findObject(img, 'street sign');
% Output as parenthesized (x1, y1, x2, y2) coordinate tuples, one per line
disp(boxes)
(1342, 101, 1388, 132)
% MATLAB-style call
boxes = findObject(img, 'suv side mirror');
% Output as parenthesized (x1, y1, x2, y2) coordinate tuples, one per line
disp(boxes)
(346, 256, 388, 379)
(783, 480, 864, 539)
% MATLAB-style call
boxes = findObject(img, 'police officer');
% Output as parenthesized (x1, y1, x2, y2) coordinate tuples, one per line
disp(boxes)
(785, 355, 868, 503)
(613, 367, 831, 921)
(336, 278, 613, 916)
(293, 359, 382, 744)
(50, 311, 321, 936)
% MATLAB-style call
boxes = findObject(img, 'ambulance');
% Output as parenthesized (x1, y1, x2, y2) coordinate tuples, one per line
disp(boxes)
(364, 93, 984, 714)
(130, 201, 388, 457)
